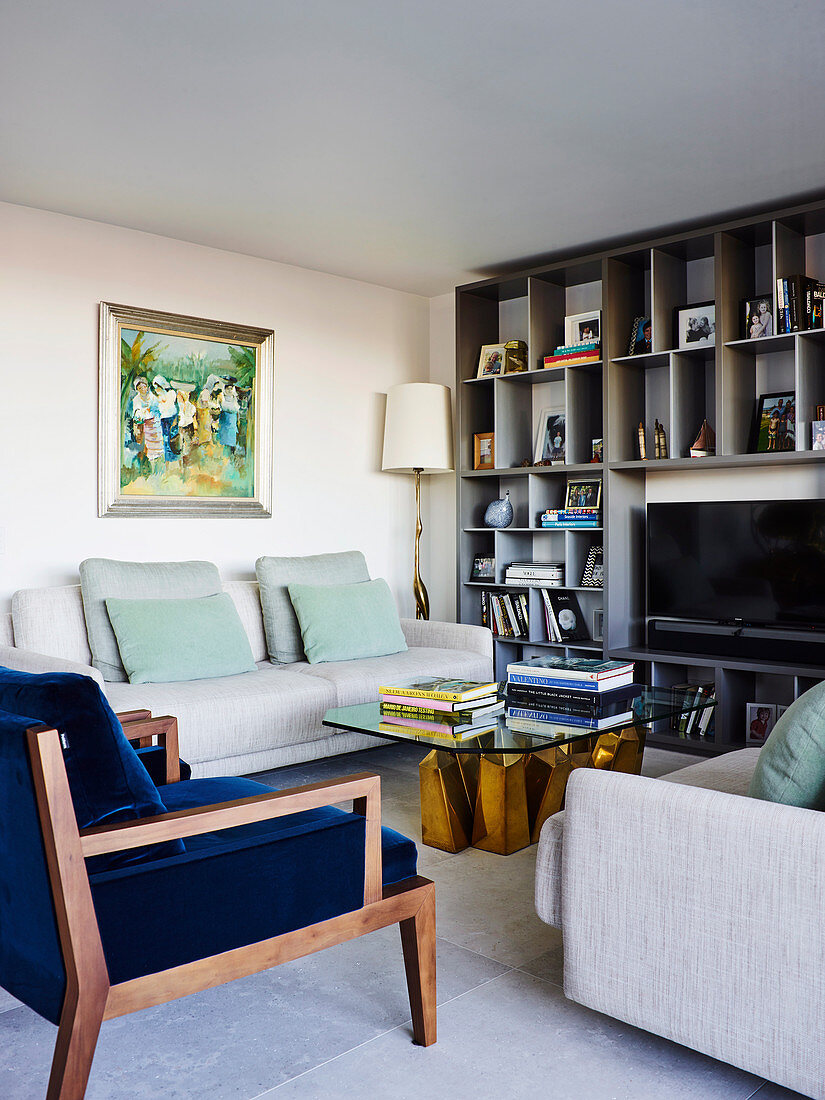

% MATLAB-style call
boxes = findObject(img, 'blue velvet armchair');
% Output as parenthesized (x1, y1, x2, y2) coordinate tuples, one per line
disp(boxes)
(0, 669, 436, 1099)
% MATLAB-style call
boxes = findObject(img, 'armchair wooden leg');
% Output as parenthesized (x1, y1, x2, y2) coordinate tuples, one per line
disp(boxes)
(399, 882, 437, 1046)
(47, 987, 107, 1100)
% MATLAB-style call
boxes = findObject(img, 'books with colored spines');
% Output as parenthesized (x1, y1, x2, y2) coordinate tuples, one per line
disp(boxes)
(506, 682, 642, 717)
(378, 678, 499, 703)
(481, 589, 528, 636)
(505, 709, 633, 733)
(379, 720, 498, 741)
(540, 510, 601, 529)
(380, 699, 503, 723)
(506, 656, 634, 692)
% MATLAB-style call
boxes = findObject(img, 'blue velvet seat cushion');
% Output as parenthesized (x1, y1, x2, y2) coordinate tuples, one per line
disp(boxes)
(89, 777, 418, 985)
(0, 668, 182, 871)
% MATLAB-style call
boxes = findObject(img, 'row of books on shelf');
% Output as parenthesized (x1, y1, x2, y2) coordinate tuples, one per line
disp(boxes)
(476, 550, 603, 591)
(775, 276, 825, 334)
(480, 586, 595, 642)
(540, 508, 601, 529)
(667, 682, 716, 739)
(504, 561, 564, 587)
(543, 339, 601, 368)
(481, 589, 529, 637)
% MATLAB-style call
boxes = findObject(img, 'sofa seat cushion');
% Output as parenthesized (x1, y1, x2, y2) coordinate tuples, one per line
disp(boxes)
(661, 748, 762, 795)
(291, 646, 494, 707)
(89, 776, 417, 984)
(103, 664, 337, 766)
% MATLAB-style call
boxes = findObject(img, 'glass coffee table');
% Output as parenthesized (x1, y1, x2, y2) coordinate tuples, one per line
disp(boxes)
(323, 687, 715, 856)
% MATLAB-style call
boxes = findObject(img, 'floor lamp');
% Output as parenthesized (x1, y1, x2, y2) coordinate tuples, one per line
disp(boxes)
(382, 383, 454, 620)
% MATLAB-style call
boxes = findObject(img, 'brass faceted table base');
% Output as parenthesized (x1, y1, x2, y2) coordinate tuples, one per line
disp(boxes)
(418, 725, 646, 855)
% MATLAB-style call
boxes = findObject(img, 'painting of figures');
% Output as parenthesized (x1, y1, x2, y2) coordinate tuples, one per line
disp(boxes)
(100, 304, 274, 516)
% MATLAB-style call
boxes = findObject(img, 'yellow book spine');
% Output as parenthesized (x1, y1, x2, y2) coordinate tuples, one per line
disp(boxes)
(378, 686, 467, 702)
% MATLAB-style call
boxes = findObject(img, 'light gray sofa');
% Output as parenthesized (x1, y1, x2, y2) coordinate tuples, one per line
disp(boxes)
(535, 751, 825, 1099)
(0, 581, 493, 778)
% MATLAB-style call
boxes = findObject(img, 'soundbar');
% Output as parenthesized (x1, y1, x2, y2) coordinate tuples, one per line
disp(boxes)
(648, 618, 825, 666)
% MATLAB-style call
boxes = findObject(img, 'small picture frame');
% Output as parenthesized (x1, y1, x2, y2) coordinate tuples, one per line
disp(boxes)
(746, 703, 776, 746)
(564, 479, 602, 510)
(817, 405, 825, 420)
(743, 296, 774, 339)
(533, 407, 566, 464)
(470, 554, 495, 581)
(591, 437, 603, 463)
(812, 421, 825, 450)
(564, 310, 601, 346)
(580, 543, 604, 587)
(592, 609, 604, 642)
(477, 344, 506, 377)
(473, 432, 495, 470)
(751, 391, 795, 453)
(628, 316, 652, 355)
(777, 704, 789, 720)
(677, 302, 716, 349)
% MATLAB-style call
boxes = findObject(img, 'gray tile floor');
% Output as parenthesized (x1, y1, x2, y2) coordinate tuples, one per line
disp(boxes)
(0, 744, 811, 1099)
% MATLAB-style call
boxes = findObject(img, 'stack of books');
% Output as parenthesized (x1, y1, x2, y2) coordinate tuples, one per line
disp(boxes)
(540, 507, 601, 529)
(505, 656, 637, 732)
(543, 341, 600, 368)
(776, 276, 825, 333)
(504, 561, 565, 587)
(480, 590, 528, 637)
(378, 678, 502, 739)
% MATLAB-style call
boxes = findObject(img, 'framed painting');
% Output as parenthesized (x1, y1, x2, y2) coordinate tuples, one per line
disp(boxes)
(99, 302, 274, 516)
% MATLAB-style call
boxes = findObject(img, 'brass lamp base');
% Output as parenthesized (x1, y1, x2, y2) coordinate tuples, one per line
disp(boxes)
(413, 468, 429, 620)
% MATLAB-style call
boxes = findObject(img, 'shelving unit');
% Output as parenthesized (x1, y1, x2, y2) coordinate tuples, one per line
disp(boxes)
(456, 195, 825, 755)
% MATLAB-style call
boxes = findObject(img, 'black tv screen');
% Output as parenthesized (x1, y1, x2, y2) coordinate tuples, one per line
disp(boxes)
(647, 499, 825, 629)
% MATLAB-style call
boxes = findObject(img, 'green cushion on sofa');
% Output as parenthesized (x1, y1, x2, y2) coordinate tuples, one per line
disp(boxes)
(287, 579, 407, 664)
(256, 552, 370, 663)
(748, 683, 825, 809)
(105, 594, 257, 684)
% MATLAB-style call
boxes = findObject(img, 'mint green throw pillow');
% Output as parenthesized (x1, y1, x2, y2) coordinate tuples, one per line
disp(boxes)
(287, 579, 407, 664)
(748, 683, 825, 809)
(105, 594, 257, 684)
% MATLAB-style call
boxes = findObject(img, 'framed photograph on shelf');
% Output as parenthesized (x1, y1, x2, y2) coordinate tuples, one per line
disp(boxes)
(564, 310, 601, 346)
(477, 344, 505, 378)
(564, 479, 601, 510)
(751, 391, 795, 453)
(743, 296, 774, 339)
(812, 421, 825, 450)
(677, 302, 715, 348)
(533, 407, 566, 464)
(580, 543, 604, 587)
(470, 554, 495, 581)
(591, 438, 603, 463)
(746, 703, 776, 746)
(98, 302, 274, 518)
(473, 431, 495, 469)
(628, 316, 652, 355)
(592, 609, 604, 642)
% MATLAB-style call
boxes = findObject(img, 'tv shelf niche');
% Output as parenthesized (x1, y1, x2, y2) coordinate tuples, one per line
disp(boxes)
(456, 195, 825, 756)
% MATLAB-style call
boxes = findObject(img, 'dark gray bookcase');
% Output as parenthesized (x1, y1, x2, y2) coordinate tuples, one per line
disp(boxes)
(456, 196, 825, 755)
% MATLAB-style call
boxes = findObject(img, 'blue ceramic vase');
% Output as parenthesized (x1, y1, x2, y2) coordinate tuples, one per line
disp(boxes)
(484, 489, 513, 528)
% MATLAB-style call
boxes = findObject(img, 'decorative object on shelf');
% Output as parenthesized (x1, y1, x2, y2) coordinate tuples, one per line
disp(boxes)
(592, 609, 604, 642)
(746, 702, 776, 746)
(476, 341, 528, 377)
(751, 391, 795, 453)
(591, 438, 603, 463)
(812, 421, 825, 450)
(637, 421, 647, 459)
(98, 302, 274, 518)
(677, 302, 715, 349)
(654, 419, 668, 459)
(382, 382, 454, 620)
(473, 431, 495, 469)
(817, 404, 825, 420)
(565, 479, 601, 510)
(580, 543, 604, 588)
(690, 419, 716, 457)
(484, 489, 513, 529)
(564, 310, 601, 346)
(470, 554, 496, 581)
(533, 407, 566, 464)
(743, 296, 774, 339)
(628, 316, 652, 355)
(520, 458, 532, 467)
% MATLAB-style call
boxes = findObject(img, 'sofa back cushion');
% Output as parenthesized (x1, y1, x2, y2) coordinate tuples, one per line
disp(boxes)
(748, 683, 825, 809)
(0, 668, 183, 870)
(79, 559, 222, 681)
(11, 585, 92, 665)
(224, 580, 267, 663)
(256, 552, 370, 664)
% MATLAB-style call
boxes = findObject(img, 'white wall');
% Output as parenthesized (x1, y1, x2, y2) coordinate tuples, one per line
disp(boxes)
(0, 203, 432, 614)
(426, 292, 458, 622)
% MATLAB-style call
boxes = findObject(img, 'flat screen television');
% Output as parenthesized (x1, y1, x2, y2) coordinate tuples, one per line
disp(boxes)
(647, 499, 825, 630)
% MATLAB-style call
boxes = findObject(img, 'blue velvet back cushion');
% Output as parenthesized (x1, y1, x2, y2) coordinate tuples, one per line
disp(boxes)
(0, 708, 66, 1024)
(0, 668, 183, 870)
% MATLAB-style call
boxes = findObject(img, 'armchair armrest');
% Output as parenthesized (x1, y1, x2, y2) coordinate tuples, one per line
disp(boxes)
(118, 713, 181, 784)
(400, 619, 493, 662)
(0, 643, 104, 686)
(80, 772, 384, 905)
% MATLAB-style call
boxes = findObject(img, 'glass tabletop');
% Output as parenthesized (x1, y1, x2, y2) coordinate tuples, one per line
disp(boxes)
(323, 686, 716, 755)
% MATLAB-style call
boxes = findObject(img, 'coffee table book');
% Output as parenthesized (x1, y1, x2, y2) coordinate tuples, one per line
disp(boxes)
(378, 678, 498, 703)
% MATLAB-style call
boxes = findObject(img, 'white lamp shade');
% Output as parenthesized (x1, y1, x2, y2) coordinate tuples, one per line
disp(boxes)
(382, 383, 454, 473)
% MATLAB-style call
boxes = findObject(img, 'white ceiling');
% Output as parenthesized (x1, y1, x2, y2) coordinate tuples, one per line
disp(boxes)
(3, 0, 825, 297)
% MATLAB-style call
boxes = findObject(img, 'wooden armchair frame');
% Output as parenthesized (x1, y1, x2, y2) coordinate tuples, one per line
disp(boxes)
(118, 710, 181, 784)
(26, 722, 436, 1100)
